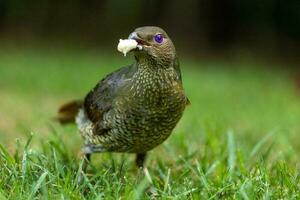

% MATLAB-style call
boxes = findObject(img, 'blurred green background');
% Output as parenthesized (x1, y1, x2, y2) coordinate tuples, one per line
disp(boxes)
(0, 0, 299, 152)
(0, 0, 300, 146)
(1, 1, 300, 198)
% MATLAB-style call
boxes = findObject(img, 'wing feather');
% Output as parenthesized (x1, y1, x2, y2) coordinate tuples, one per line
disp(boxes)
(83, 65, 136, 124)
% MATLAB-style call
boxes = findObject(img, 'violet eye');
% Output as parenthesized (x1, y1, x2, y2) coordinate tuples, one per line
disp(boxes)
(154, 34, 163, 43)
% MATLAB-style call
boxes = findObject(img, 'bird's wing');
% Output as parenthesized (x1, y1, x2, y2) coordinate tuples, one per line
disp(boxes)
(83, 65, 136, 124)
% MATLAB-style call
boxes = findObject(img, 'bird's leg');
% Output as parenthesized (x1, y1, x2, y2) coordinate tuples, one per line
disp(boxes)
(135, 153, 147, 168)
(82, 152, 91, 173)
(81, 145, 105, 172)
(80, 146, 93, 173)
(135, 153, 157, 196)
(78, 146, 92, 184)
(135, 153, 147, 183)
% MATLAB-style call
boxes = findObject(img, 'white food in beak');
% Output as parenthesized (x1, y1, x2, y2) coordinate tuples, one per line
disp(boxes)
(117, 39, 138, 56)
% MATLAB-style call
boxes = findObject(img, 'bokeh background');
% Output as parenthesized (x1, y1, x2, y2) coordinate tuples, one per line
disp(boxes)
(0, 0, 300, 153)
(1, 1, 300, 198)
(0, 0, 299, 63)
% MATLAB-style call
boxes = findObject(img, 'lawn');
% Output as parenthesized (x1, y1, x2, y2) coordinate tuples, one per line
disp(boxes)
(0, 46, 300, 199)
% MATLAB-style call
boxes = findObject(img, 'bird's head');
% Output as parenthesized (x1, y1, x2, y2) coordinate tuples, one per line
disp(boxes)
(128, 26, 176, 67)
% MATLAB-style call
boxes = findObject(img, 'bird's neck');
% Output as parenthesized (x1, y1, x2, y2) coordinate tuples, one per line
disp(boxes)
(133, 60, 178, 86)
(135, 56, 172, 70)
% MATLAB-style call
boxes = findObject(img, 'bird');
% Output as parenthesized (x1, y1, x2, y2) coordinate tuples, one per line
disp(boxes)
(56, 26, 189, 169)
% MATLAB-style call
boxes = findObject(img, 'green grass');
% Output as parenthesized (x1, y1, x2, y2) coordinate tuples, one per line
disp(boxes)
(1, 46, 300, 199)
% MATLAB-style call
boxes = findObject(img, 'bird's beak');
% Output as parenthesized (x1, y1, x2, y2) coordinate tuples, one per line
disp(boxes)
(128, 32, 139, 40)
(128, 32, 150, 50)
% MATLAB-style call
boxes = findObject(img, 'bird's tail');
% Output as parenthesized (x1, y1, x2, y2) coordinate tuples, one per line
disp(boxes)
(55, 100, 83, 124)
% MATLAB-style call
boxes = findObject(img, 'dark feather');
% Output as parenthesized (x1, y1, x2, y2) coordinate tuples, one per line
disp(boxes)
(56, 100, 83, 124)
(83, 65, 137, 123)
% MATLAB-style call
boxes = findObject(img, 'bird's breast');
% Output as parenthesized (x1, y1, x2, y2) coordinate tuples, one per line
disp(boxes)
(120, 70, 185, 129)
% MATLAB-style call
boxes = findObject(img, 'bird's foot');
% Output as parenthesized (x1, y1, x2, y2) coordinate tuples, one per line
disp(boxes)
(136, 167, 158, 198)
(77, 150, 91, 184)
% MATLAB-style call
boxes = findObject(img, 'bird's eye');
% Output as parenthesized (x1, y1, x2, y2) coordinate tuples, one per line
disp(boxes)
(154, 34, 163, 43)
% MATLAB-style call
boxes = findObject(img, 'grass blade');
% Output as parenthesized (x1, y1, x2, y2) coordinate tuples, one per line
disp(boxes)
(239, 180, 250, 200)
(163, 168, 171, 194)
(0, 189, 7, 200)
(0, 143, 15, 165)
(227, 130, 236, 175)
(250, 130, 275, 158)
(28, 171, 48, 199)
